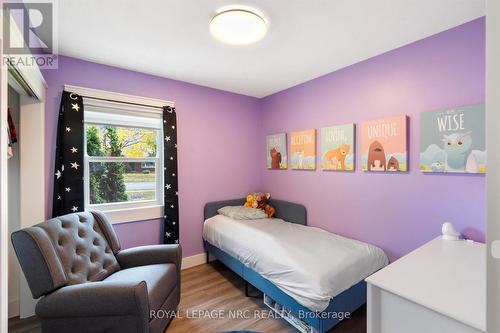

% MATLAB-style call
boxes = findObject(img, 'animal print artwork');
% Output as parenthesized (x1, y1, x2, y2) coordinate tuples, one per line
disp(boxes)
(420, 104, 485, 174)
(361, 116, 408, 172)
(266, 133, 287, 169)
(290, 129, 316, 170)
(387, 156, 400, 171)
(367, 140, 386, 171)
(270, 148, 281, 168)
(321, 124, 355, 171)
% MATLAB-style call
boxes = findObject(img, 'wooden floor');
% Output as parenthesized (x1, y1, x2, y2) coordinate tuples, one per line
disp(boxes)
(9, 262, 366, 333)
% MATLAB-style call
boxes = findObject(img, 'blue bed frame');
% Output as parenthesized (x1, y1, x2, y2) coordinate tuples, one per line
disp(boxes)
(203, 198, 367, 333)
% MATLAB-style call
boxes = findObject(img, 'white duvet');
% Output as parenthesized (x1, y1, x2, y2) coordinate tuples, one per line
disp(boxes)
(203, 215, 388, 312)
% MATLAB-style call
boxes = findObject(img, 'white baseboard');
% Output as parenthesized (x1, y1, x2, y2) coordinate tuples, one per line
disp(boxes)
(181, 252, 206, 270)
(8, 299, 19, 318)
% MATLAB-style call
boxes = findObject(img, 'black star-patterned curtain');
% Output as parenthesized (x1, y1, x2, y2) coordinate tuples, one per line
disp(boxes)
(163, 106, 179, 244)
(52, 91, 84, 217)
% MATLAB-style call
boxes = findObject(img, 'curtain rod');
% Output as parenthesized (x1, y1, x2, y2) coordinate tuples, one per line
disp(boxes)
(80, 95, 165, 110)
(64, 84, 174, 110)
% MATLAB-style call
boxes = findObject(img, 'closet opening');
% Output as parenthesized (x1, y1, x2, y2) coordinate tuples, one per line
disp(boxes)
(4, 63, 47, 322)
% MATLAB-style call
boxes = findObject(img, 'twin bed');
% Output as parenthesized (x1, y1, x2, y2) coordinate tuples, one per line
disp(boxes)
(203, 198, 388, 333)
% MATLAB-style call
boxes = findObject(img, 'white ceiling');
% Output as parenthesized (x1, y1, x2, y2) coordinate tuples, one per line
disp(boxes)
(57, 0, 485, 98)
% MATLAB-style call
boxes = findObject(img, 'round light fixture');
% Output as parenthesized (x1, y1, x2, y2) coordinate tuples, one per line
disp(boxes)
(209, 9, 267, 45)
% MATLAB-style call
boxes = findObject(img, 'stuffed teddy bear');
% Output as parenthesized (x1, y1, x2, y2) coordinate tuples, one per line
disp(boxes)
(244, 192, 275, 218)
(243, 194, 256, 208)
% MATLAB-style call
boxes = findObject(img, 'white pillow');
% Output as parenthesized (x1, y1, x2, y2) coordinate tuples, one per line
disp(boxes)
(217, 206, 268, 220)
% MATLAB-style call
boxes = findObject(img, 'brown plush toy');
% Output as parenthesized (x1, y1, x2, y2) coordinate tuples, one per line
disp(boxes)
(251, 192, 276, 218)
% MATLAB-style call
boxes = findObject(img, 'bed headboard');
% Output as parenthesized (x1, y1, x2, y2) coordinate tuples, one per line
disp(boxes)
(203, 198, 307, 225)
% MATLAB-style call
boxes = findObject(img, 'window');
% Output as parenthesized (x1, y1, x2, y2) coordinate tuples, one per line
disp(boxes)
(83, 99, 164, 215)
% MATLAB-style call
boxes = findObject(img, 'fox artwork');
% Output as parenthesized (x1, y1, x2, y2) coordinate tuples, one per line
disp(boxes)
(290, 129, 316, 170)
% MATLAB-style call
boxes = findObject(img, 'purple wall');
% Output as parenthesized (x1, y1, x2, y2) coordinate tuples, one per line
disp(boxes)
(259, 18, 485, 261)
(43, 56, 261, 256)
(42, 18, 485, 261)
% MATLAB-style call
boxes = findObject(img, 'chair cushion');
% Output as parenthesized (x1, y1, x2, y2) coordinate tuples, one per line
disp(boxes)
(11, 211, 123, 298)
(28, 212, 120, 286)
(103, 263, 177, 311)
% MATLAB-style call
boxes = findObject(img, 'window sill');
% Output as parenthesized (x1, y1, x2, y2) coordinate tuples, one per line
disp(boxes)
(91, 205, 164, 225)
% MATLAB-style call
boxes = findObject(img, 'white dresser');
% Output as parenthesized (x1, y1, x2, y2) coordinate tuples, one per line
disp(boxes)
(365, 237, 485, 333)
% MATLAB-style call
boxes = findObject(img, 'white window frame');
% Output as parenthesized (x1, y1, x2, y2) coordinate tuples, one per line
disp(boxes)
(84, 103, 164, 223)
(66, 84, 174, 224)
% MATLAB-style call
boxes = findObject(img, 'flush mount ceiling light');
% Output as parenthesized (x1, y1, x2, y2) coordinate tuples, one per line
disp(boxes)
(209, 8, 267, 45)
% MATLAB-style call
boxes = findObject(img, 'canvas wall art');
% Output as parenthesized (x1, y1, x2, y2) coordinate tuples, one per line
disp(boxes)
(321, 124, 355, 171)
(290, 129, 316, 170)
(266, 133, 287, 169)
(361, 116, 408, 172)
(420, 104, 485, 174)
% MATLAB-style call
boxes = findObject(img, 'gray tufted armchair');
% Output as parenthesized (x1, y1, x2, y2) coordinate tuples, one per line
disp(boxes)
(11, 211, 181, 333)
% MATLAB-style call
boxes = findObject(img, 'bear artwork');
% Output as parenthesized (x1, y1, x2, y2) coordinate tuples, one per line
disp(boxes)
(387, 156, 399, 171)
(270, 148, 282, 169)
(362, 115, 408, 172)
(367, 140, 386, 171)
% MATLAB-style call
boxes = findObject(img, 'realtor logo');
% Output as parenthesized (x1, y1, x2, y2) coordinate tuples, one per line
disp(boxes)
(2, 0, 58, 68)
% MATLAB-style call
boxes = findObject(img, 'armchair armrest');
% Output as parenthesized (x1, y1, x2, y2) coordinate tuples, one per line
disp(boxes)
(116, 244, 182, 269)
(36, 281, 149, 319)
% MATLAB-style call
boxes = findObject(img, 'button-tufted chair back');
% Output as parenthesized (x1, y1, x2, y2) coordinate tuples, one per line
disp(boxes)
(11, 211, 122, 298)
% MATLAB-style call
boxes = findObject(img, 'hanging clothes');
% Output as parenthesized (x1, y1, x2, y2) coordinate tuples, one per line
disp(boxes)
(7, 108, 17, 159)
(7, 130, 13, 159)
(8, 108, 17, 143)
